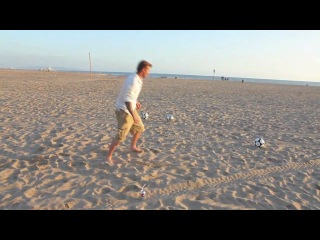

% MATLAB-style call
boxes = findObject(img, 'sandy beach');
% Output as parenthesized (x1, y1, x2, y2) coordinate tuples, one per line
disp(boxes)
(0, 69, 319, 210)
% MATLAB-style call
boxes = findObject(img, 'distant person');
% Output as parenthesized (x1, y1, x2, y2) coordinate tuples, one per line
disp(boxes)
(242, 79, 244, 83)
(106, 60, 152, 164)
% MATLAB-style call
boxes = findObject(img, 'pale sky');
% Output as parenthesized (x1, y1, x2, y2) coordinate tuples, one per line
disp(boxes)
(1, 30, 319, 82)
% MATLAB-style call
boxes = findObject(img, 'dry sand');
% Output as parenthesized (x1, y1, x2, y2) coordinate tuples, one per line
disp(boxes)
(0, 69, 319, 210)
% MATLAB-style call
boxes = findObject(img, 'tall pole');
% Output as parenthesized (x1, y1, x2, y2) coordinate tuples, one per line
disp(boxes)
(89, 52, 92, 80)
(213, 69, 215, 80)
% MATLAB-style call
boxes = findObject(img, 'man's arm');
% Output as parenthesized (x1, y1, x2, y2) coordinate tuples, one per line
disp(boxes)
(125, 102, 139, 124)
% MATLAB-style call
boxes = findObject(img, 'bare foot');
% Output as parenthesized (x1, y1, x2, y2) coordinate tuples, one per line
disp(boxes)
(131, 147, 144, 153)
(106, 156, 114, 165)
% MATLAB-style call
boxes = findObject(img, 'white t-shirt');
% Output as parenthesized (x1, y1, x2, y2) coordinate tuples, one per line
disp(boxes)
(115, 73, 143, 114)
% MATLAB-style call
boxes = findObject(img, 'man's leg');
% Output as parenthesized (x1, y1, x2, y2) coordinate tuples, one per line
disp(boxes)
(130, 109, 145, 153)
(106, 110, 132, 164)
(131, 131, 143, 152)
(107, 139, 120, 164)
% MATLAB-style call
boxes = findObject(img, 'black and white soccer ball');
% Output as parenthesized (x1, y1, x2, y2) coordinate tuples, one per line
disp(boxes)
(254, 137, 265, 148)
(166, 114, 174, 121)
(140, 111, 149, 120)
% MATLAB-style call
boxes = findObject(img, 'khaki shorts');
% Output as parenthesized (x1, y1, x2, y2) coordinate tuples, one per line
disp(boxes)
(113, 109, 145, 142)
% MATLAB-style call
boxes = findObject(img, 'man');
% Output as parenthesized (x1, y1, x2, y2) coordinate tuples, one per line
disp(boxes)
(107, 60, 152, 164)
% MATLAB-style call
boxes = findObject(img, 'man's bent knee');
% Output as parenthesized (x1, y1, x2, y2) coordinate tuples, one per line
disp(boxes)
(130, 124, 145, 135)
(114, 129, 129, 142)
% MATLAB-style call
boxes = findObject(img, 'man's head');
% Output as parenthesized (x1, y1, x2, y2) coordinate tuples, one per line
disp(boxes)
(137, 60, 152, 79)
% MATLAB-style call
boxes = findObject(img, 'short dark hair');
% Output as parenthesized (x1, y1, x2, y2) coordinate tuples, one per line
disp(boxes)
(137, 60, 152, 73)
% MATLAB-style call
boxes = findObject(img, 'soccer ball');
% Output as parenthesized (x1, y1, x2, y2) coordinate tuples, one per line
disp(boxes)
(166, 114, 174, 121)
(140, 111, 149, 120)
(254, 137, 265, 148)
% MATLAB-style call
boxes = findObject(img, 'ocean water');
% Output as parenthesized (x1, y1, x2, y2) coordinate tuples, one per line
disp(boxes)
(79, 70, 320, 87)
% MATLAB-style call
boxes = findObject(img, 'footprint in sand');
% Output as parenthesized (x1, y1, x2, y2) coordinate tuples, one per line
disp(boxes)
(149, 148, 161, 154)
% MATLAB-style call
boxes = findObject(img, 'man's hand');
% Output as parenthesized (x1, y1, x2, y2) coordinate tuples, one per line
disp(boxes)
(136, 101, 142, 110)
